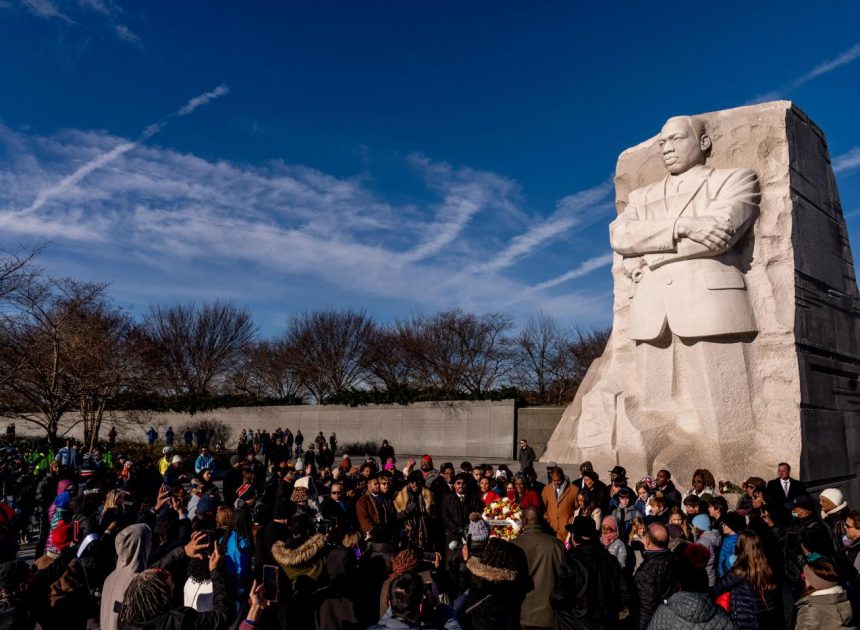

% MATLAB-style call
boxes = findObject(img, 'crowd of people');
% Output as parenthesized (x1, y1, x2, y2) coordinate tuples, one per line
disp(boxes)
(0, 428, 856, 630)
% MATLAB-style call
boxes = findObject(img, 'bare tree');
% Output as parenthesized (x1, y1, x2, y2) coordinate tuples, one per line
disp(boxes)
(0, 278, 113, 444)
(362, 324, 417, 393)
(512, 311, 572, 403)
(233, 337, 307, 402)
(141, 301, 256, 413)
(568, 325, 611, 384)
(285, 309, 374, 403)
(401, 309, 514, 398)
(68, 305, 144, 450)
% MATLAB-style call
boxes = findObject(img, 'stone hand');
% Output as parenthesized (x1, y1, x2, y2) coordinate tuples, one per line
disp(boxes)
(677, 216, 735, 250)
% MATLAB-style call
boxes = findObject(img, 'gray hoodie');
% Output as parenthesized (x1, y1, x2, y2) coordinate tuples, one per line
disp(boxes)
(100, 524, 152, 630)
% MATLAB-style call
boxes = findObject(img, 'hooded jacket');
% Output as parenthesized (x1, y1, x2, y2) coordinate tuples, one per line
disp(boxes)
(101, 524, 153, 630)
(101, 525, 187, 630)
(647, 591, 738, 630)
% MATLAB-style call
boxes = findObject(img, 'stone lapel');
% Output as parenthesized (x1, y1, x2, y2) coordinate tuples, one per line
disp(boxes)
(668, 168, 711, 218)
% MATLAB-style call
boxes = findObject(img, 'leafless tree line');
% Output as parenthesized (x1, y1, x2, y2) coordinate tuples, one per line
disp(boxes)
(0, 250, 609, 445)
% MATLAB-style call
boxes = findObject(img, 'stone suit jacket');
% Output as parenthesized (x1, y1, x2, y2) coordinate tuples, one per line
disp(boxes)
(609, 166, 760, 341)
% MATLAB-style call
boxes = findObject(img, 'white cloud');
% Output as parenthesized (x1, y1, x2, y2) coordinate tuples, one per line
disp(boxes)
(20, 0, 74, 22)
(114, 24, 140, 44)
(0, 125, 613, 324)
(17, 85, 230, 215)
(834, 147, 860, 174)
(527, 252, 614, 292)
(178, 84, 231, 116)
(750, 42, 860, 103)
(473, 179, 613, 273)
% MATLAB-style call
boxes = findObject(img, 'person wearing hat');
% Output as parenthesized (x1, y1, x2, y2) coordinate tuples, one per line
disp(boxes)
(737, 475, 766, 514)
(394, 470, 435, 552)
(462, 537, 524, 629)
(356, 472, 395, 534)
(690, 513, 721, 588)
(717, 511, 745, 578)
(222, 454, 245, 507)
(608, 465, 629, 511)
(820, 488, 849, 541)
(157, 446, 173, 477)
(550, 515, 623, 628)
(783, 494, 836, 596)
(795, 559, 857, 629)
(163, 454, 184, 487)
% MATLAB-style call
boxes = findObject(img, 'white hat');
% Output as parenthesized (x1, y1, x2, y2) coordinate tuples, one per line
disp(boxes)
(171, 455, 182, 464)
(162, 446, 172, 455)
(820, 488, 848, 516)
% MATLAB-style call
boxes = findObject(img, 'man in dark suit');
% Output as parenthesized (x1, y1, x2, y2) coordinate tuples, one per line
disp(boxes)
(766, 462, 806, 508)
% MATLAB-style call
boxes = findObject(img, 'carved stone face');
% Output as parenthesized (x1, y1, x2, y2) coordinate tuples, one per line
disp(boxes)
(658, 117, 708, 175)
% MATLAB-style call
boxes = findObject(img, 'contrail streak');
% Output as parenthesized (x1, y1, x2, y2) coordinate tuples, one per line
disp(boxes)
(20, 84, 230, 215)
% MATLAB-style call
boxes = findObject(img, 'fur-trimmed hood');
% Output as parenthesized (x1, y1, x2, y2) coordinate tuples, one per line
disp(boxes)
(393, 486, 434, 513)
(466, 556, 517, 582)
(272, 533, 327, 568)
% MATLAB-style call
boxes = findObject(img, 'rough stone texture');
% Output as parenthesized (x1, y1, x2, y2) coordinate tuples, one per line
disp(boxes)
(13, 399, 517, 459)
(543, 102, 860, 498)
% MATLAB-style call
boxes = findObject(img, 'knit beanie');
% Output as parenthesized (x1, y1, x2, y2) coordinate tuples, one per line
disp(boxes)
(468, 518, 490, 543)
(820, 488, 848, 516)
(803, 563, 839, 592)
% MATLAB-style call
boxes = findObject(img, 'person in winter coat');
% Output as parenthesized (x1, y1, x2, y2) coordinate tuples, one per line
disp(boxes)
(517, 440, 536, 472)
(647, 591, 738, 630)
(600, 515, 629, 570)
(394, 471, 436, 552)
(795, 559, 858, 630)
(117, 547, 234, 630)
(648, 541, 737, 630)
(508, 474, 541, 512)
(100, 525, 209, 630)
(551, 516, 624, 629)
(370, 572, 461, 630)
(691, 514, 721, 588)
(718, 512, 745, 578)
(512, 506, 565, 629)
(714, 531, 781, 629)
(633, 523, 678, 630)
(461, 538, 526, 630)
(542, 467, 579, 542)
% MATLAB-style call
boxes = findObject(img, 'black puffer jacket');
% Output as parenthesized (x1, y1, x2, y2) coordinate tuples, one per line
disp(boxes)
(550, 540, 623, 630)
(647, 591, 738, 630)
(634, 550, 678, 630)
(714, 572, 781, 630)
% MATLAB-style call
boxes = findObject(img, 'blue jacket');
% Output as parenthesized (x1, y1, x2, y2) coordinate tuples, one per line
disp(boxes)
(224, 531, 253, 590)
(718, 534, 738, 577)
(195, 453, 215, 473)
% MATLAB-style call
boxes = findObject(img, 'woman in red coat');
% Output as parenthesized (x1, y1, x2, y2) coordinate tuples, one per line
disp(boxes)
(508, 474, 540, 511)
(479, 477, 501, 505)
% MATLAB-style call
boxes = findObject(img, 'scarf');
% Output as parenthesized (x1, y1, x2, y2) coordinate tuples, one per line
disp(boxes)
(600, 515, 619, 547)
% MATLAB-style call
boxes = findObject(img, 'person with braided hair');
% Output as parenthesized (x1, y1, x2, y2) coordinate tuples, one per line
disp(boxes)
(118, 545, 234, 630)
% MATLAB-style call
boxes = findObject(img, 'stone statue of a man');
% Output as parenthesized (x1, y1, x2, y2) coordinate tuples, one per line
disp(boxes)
(608, 116, 760, 472)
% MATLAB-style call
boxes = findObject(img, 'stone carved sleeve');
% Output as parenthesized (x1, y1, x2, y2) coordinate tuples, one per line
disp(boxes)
(608, 187, 678, 256)
(643, 167, 759, 269)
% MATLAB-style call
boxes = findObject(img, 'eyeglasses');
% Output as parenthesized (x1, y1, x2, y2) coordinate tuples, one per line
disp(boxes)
(330, 491, 342, 495)
(600, 526, 615, 532)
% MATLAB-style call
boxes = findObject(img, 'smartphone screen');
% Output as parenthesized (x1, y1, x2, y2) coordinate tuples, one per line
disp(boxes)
(262, 565, 278, 602)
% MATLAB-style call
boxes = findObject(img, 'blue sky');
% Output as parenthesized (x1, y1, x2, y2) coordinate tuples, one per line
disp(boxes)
(1, 2, 859, 334)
